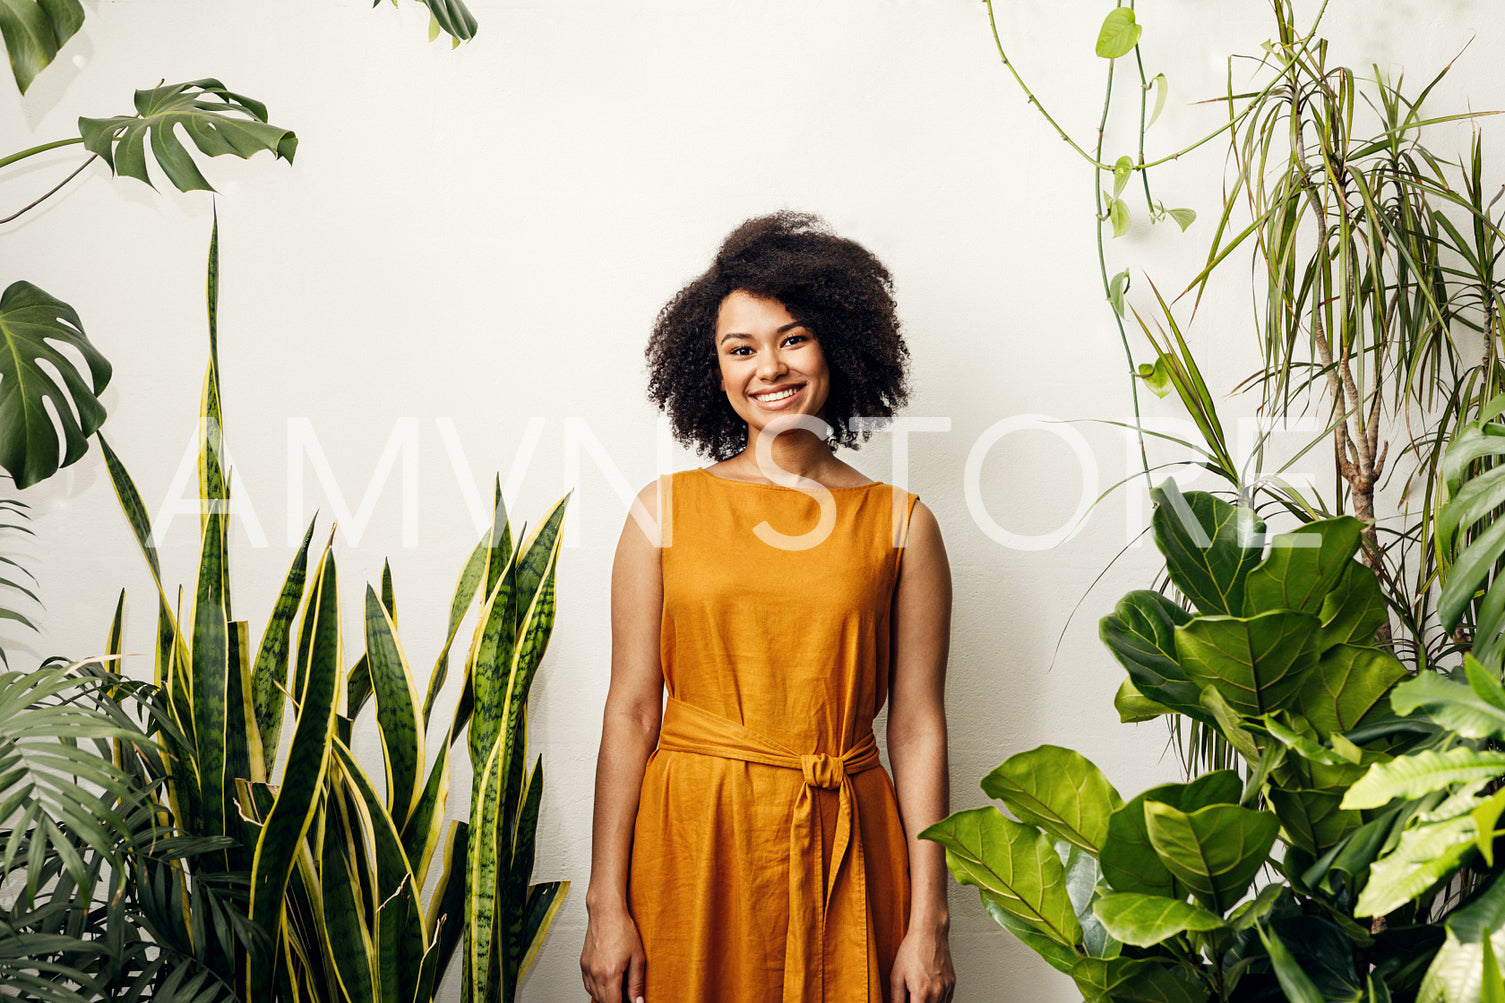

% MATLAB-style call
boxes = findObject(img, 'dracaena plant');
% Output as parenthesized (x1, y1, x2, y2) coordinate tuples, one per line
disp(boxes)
(93, 219, 568, 1001)
(923, 480, 1458, 1002)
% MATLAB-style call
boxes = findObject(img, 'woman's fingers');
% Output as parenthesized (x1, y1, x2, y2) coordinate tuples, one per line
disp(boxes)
(626, 949, 647, 1003)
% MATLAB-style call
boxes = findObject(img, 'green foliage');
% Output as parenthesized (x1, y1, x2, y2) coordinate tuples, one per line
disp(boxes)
(929, 486, 1423, 1000)
(0, 282, 111, 489)
(78, 80, 297, 193)
(92, 223, 568, 1001)
(0, 0, 81, 93)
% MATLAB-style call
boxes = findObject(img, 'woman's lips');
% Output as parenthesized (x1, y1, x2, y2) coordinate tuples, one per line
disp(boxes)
(749, 384, 806, 410)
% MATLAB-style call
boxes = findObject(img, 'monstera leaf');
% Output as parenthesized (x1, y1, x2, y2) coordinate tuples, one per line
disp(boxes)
(0, 0, 82, 93)
(78, 79, 297, 193)
(0, 281, 110, 488)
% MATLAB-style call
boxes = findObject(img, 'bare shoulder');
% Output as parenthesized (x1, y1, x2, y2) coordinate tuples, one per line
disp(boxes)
(899, 500, 950, 584)
(618, 477, 667, 554)
(906, 500, 945, 549)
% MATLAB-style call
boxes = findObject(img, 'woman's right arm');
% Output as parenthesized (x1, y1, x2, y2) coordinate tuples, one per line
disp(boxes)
(580, 479, 665, 1003)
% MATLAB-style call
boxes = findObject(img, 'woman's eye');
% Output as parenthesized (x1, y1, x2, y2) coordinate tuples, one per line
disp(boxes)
(783, 334, 808, 346)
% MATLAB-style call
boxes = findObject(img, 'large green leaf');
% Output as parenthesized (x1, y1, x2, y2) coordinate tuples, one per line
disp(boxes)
(0, 0, 82, 93)
(251, 519, 315, 774)
(78, 79, 296, 193)
(1175, 610, 1320, 717)
(1268, 786, 1360, 857)
(1391, 662, 1505, 740)
(981, 745, 1121, 853)
(1092, 893, 1226, 948)
(1151, 482, 1266, 616)
(419, 0, 477, 43)
(980, 893, 1081, 974)
(1317, 562, 1389, 651)
(1356, 813, 1476, 917)
(1144, 800, 1280, 914)
(1344, 746, 1505, 810)
(1071, 955, 1210, 1003)
(1100, 771, 1242, 898)
(1100, 590, 1205, 719)
(0, 282, 111, 489)
(1242, 518, 1364, 616)
(1062, 844, 1117, 961)
(1298, 644, 1408, 735)
(920, 807, 1081, 947)
(1256, 923, 1326, 1003)
(1419, 874, 1505, 1003)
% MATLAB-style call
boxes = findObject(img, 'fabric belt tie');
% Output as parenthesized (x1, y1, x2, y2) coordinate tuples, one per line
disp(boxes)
(657, 698, 882, 1003)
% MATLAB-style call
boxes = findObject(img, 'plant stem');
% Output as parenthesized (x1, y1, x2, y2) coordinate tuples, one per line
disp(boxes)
(0, 156, 98, 225)
(0, 137, 85, 171)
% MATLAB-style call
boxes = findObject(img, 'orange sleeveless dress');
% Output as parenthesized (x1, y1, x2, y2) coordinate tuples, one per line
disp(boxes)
(628, 468, 916, 1003)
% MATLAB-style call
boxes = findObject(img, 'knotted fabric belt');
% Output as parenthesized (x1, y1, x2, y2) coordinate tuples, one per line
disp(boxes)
(656, 698, 882, 1003)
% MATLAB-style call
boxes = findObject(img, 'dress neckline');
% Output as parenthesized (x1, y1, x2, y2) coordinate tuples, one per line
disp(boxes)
(694, 467, 886, 491)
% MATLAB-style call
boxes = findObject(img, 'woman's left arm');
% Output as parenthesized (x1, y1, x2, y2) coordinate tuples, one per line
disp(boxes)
(887, 500, 956, 1003)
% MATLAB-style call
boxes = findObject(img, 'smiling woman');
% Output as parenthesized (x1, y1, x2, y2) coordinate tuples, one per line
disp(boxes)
(580, 213, 957, 1003)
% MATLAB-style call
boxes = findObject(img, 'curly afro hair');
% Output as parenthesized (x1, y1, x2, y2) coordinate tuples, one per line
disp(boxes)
(646, 211, 911, 461)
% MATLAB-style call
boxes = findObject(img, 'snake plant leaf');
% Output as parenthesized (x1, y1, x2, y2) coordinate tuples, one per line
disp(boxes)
(504, 755, 547, 980)
(319, 802, 377, 1003)
(364, 586, 423, 828)
(1093, 893, 1227, 947)
(332, 741, 424, 1003)
(1298, 644, 1408, 736)
(191, 503, 231, 843)
(248, 548, 339, 997)
(1356, 813, 1477, 917)
(1389, 664, 1505, 740)
(501, 548, 562, 843)
(981, 745, 1122, 854)
(0, 282, 111, 489)
(516, 493, 569, 615)
(423, 536, 488, 727)
(1176, 610, 1321, 718)
(921, 807, 1080, 947)
(467, 737, 508, 999)
(469, 552, 517, 769)
(1100, 771, 1241, 898)
(1344, 747, 1505, 810)
(403, 741, 451, 889)
(0, 0, 82, 93)
(1095, 6, 1142, 59)
(423, 821, 469, 998)
(1144, 800, 1280, 914)
(1100, 590, 1204, 720)
(520, 880, 569, 984)
(1242, 517, 1363, 616)
(78, 79, 296, 193)
(1151, 482, 1265, 617)
(980, 893, 1081, 973)
(251, 519, 314, 775)
(1317, 562, 1388, 651)
(482, 479, 513, 607)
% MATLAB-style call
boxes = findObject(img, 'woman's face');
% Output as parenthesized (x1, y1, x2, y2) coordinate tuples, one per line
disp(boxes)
(714, 290, 831, 437)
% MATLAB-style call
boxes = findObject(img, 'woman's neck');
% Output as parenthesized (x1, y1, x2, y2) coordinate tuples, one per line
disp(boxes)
(733, 428, 840, 483)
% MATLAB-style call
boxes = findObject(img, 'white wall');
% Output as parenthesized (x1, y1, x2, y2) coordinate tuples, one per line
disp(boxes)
(5, 1, 1502, 999)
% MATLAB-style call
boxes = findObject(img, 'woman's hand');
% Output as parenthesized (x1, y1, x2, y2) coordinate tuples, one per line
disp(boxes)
(580, 899, 646, 1003)
(889, 922, 956, 1003)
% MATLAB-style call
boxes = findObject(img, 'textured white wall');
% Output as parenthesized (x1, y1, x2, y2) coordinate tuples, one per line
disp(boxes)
(5, 1, 1502, 999)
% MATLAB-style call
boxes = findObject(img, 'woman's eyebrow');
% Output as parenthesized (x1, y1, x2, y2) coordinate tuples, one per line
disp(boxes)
(717, 321, 807, 345)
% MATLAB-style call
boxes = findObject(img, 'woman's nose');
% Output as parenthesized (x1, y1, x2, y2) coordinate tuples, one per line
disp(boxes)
(757, 350, 787, 379)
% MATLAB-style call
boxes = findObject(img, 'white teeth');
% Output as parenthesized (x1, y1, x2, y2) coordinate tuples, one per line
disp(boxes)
(754, 387, 799, 402)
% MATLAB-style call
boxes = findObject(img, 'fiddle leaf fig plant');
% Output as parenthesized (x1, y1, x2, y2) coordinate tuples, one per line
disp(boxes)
(925, 481, 1433, 1001)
